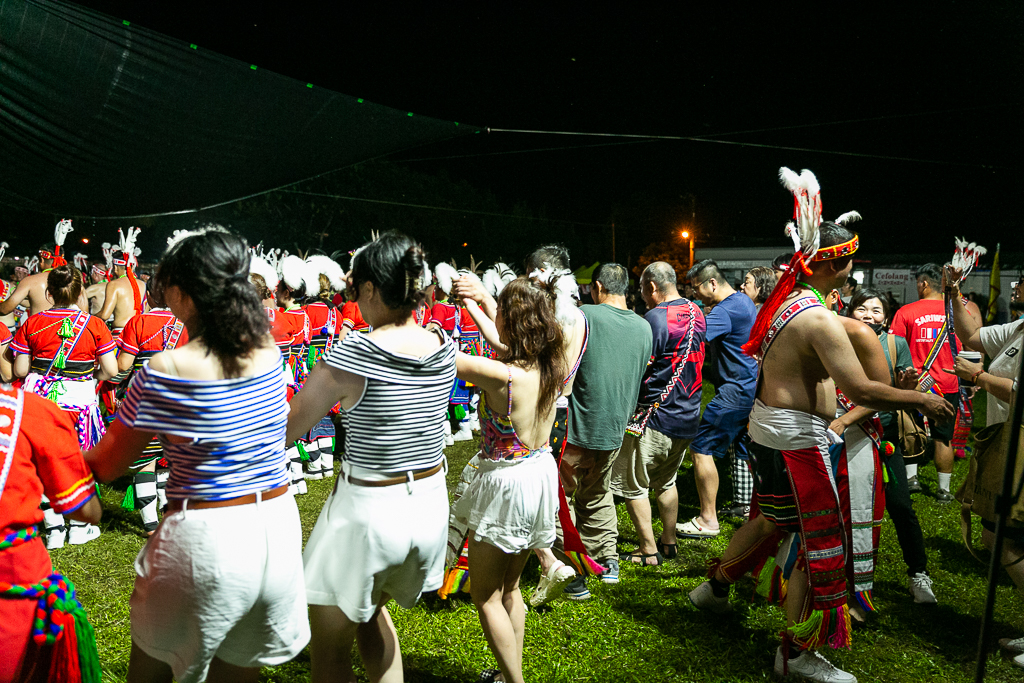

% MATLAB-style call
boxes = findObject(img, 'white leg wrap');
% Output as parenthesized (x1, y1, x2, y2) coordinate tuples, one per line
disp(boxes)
(317, 437, 335, 477)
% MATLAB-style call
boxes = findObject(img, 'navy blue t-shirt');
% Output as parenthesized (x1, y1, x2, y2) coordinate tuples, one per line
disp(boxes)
(704, 292, 758, 409)
(640, 298, 707, 440)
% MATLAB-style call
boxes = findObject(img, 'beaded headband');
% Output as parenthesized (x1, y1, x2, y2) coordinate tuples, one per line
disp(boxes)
(811, 235, 859, 262)
(38, 249, 53, 259)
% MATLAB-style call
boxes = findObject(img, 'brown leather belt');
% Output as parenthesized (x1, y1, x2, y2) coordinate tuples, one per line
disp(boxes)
(336, 462, 443, 490)
(167, 484, 289, 512)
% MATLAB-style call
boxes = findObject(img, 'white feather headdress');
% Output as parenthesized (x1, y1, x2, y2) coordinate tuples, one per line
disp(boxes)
(530, 267, 579, 326)
(435, 262, 458, 295)
(101, 243, 113, 270)
(779, 167, 823, 259)
(249, 254, 279, 293)
(27, 256, 40, 273)
(54, 219, 73, 249)
(306, 254, 346, 292)
(73, 253, 88, 270)
(118, 227, 142, 267)
(279, 254, 318, 295)
(951, 238, 987, 284)
(0, 242, 7, 262)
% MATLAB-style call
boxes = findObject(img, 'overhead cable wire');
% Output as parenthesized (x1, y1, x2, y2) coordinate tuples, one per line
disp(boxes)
(277, 189, 610, 226)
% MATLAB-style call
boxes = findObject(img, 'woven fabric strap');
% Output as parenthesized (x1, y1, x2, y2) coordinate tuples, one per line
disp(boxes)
(0, 526, 39, 551)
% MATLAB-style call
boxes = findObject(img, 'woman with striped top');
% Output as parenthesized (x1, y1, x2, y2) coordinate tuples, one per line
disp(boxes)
(86, 229, 309, 683)
(288, 231, 454, 683)
(453, 275, 567, 683)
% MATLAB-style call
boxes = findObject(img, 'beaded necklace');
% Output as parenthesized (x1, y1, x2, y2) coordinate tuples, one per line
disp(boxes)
(796, 281, 827, 307)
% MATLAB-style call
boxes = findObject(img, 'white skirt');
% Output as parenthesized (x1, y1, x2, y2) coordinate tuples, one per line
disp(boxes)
(304, 466, 449, 623)
(454, 453, 558, 554)
(131, 492, 309, 683)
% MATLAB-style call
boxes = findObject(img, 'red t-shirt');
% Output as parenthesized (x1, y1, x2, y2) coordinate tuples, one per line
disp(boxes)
(0, 325, 10, 346)
(342, 302, 369, 332)
(459, 308, 479, 336)
(889, 298, 962, 394)
(10, 308, 115, 377)
(117, 309, 189, 356)
(304, 301, 337, 337)
(428, 302, 458, 332)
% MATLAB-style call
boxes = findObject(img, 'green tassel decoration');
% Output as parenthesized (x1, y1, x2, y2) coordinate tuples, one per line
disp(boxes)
(453, 405, 466, 421)
(788, 608, 825, 644)
(296, 442, 310, 462)
(58, 317, 74, 338)
(755, 556, 777, 599)
(121, 486, 135, 510)
(71, 598, 102, 683)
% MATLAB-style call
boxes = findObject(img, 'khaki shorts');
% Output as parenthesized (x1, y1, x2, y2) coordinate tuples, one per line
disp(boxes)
(610, 428, 691, 500)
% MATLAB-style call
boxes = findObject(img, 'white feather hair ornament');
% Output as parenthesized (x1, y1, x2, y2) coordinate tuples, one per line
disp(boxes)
(530, 267, 580, 326)
(0, 241, 7, 261)
(249, 254, 279, 293)
(118, 227, 142, 268)
(54, 219, 73, 248)
(27, 256, 40, 273)
(779, 167, 823, 259)
(306, 254, 346, 292)
(101, 243, 113, 270)
(950, 238, 987, 284)
(435, 262, 458, 295)
(833, 211, 862, 226)
(279, 254, 316, 294)
(73, 253, 88, 269)
(482, 269, 501, 297)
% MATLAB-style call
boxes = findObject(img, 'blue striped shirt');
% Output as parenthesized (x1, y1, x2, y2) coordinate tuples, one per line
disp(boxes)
(117, 360, 290, 501)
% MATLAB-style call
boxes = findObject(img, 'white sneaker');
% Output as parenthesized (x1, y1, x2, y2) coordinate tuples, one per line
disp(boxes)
(68, 523, 101, 546)
(296, 479, 308, 495)
(46, 527, 67, 550)
(453, 423, 474, 442)
(688, 581, 732, 613)
(908, 572, 937, 604)
(999, 636, 1024, 654)
(774, 647, 857, 682)
(1013, 652, 1024, 670)
(529, 561, 576, 607)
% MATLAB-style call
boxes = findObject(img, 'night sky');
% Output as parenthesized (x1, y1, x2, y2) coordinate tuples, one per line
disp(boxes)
(4, 1, 1022, 265)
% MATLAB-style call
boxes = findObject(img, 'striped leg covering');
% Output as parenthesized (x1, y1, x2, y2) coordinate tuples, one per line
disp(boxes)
(317, 437, 334, 477)
(303, 442, 323, 480)
(287, 445, 307, 495)
(40, 495, 66, 550)
(133, 470, 159, 533)
(156, 468, 169, 510)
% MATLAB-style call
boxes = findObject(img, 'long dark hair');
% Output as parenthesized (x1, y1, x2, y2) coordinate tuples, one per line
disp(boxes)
(47, 265, 83, 307)
(496, 277, 567, 421)
(154, 229, 269, 378)
(845, 287, 890, 324)
(349, 231, 429, 312)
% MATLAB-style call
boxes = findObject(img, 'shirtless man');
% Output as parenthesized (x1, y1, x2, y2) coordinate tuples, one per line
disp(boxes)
(0, 246, 88, 317)
(85, 263, 109, 315)
(689, 212, 952, 681)
(96, 249, 147, 334)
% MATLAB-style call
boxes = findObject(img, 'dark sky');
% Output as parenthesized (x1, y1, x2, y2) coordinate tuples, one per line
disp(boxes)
(7, 1, 1023, 263)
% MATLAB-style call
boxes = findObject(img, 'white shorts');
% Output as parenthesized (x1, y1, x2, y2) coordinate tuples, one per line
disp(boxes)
(303, 467, 449, 623)
(455, 453, 558, 554)
(130, 492, 310, 683)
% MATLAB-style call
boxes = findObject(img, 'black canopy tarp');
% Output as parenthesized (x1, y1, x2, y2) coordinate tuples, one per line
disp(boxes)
(0, 0, 477, 218)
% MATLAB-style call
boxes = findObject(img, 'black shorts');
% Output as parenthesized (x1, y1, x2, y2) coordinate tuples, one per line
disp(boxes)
(913, 392, 959, 443)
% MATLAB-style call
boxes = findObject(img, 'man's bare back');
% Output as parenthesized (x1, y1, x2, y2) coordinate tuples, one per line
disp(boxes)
(85, 281, 108, 316)
(98, 276, 147, 329)
(0, 271, 55, 317)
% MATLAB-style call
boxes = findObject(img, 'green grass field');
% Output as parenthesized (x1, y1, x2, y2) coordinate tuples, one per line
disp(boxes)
(52, 390, 1024, 682)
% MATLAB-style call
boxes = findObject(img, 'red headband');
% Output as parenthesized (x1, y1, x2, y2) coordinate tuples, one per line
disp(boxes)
(38, 250, 53, 259)
(812, 235, 859, 262)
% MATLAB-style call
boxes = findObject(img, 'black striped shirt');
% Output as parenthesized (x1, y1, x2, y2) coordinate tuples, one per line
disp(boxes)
(325, 332, 456, 471)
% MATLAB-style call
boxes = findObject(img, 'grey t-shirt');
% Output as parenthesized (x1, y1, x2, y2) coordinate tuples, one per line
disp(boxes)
(568, 303, 653, 450)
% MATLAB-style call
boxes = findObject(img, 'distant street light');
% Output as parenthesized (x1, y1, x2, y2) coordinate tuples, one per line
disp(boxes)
(681, 230, 694, 269)
(81, 238, 90, 244)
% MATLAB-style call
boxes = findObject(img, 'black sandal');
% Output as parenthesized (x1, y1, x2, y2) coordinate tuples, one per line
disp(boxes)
(619, 550, 666, 566)
(656, 539, 678, 560)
